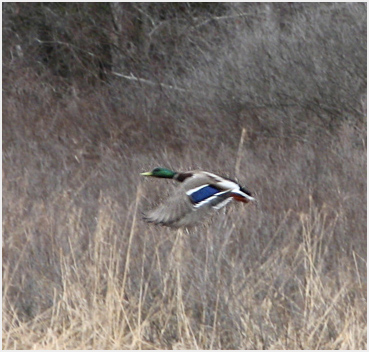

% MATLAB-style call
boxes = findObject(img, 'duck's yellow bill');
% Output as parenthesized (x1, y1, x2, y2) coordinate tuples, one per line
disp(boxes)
(140, 171, 153, 176)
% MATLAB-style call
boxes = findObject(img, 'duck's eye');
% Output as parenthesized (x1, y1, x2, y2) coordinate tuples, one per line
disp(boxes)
(152, 167, 161, 173)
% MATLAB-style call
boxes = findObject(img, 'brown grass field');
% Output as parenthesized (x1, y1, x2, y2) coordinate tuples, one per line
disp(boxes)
(2, 3, 367, 350)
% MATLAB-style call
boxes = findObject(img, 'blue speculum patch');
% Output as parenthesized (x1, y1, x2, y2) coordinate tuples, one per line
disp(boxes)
(189, 185, 220, 204)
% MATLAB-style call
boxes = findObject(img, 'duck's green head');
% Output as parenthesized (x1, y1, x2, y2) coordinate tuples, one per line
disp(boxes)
(140, 167, 177, 179)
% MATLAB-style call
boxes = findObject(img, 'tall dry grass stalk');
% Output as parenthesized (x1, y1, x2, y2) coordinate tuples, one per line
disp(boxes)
(235, 127, 247, 178)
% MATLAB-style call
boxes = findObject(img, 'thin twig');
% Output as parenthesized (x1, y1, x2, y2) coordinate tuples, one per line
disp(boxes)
(194, 12, 252, 29)
(111, 71, 188, 92)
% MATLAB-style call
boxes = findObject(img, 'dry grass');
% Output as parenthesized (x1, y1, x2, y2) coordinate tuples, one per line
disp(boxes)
(2, 77, 366, 348)
(2, 190, 366, 349)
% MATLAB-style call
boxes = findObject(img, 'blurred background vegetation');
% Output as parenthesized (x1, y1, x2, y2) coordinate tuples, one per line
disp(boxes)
(2, 3, 367, 349)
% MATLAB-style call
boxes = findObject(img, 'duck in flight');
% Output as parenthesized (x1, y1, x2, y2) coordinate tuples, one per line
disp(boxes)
(140, 167, 255, 228)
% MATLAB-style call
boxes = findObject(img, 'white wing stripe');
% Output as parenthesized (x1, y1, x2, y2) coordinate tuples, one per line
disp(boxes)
(186, 184, 211, 196)
(193, 190, 230, 208)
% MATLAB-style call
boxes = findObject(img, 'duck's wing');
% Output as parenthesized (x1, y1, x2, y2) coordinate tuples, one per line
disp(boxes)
(143, 188, 193, 227)
(185, 172, 256, 203)
(143, 185, 232, 228)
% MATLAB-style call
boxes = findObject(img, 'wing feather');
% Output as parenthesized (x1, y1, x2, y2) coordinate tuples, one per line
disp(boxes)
(143, 187, 195, 227)
(143, 185, 232, 228)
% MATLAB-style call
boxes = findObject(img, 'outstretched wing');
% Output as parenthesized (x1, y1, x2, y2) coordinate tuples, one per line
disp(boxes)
(143, 185, 232, 228)
(143, 187, 193, 227)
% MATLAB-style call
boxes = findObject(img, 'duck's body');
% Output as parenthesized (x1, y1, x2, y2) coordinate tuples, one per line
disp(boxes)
(141, 167, 255, 228)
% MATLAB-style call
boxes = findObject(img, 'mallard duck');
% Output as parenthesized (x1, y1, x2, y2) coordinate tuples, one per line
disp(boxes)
(140, 167, 255, 228)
